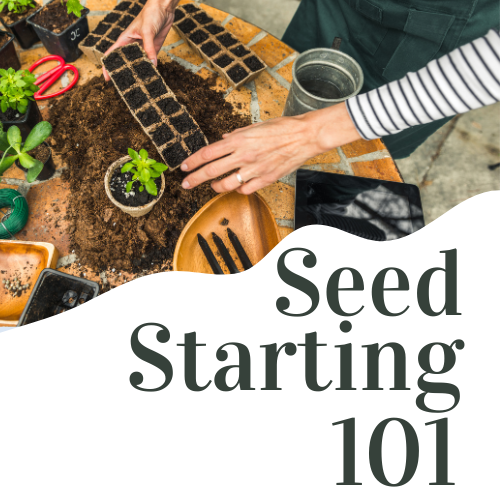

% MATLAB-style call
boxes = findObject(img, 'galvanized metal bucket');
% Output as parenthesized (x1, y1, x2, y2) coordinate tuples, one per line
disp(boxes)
(283, 47, 364, 116)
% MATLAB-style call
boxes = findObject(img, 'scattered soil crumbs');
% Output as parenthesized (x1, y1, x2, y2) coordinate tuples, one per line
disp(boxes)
(49, 60, 251, 273)
(31, 0, 80, 34)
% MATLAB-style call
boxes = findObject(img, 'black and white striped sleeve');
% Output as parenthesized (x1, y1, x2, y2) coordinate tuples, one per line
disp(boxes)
(346, 29, 500, 140)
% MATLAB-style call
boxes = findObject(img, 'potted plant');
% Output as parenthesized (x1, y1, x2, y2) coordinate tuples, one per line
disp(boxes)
(0, 67, 42, 140)
(104, 148, 169, 217)
(0, 121, 54, 182)
(0, 30, 21, 71)
(0, 0, 41, 49)
(27, 0, 89, 63)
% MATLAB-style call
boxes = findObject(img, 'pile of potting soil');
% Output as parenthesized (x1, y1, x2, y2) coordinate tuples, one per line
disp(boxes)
(49, 60, 251, 273)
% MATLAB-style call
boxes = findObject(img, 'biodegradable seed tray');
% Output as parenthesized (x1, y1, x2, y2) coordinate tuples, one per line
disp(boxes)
(79, 0, 147, 66)
(173, 3, 267, 89)
(102, 43, 208, 169)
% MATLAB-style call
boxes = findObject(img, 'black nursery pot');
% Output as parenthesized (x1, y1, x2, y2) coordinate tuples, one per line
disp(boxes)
(16, 141, 56, 181)
(27, 2, 90, 63)
(18, 269, 99, 327)
(0, 100, 43, 141)
(0, 7, 41, 49)
(0, 30, 21, 71)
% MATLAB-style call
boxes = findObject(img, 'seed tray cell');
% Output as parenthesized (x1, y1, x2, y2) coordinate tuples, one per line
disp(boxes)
(115, 1, 132, 11)
(94, 22, 111, 35)
(104, 12, 120, 23)
(108, 27, 124, 42)
(82, 34, 100, 48)
(173, 3, 267, 89)
(105, 51, 126, 71)
(118, 14, 134, 28)
(102, 42, 208, 169)
(128, 3, 142, 16)
(122, 43, 143, 61)
(96, 39, 113, 54)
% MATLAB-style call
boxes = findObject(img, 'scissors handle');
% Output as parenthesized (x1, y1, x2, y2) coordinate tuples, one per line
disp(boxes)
(28, 55, 79, 101)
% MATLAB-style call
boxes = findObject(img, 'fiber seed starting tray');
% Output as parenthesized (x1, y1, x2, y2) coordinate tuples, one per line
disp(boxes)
(79, 0, 147, 66)
(173, 3, 267, 89)
(102, 42, 208, 169)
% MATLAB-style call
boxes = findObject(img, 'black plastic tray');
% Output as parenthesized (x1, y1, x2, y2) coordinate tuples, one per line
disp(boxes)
(0, 30, 21, 70)
(0, 7, 41, 49)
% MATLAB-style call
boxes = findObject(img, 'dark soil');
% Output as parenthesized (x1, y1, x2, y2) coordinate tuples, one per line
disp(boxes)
(214, 54, 233, 68)
(0, 3, 38, 26)
(178, 18, 196, 34)
(163, 143, 188, 168)
(49, 60, 251, 272)
(0, 107, 23, 121)
(128, 3, 142, 16)
(82, 34, 100, 47)
(109, 168, 161, 207)
(146, 79, 168, 99)
(205, 24, 224, 35)
(193, 12, 212, 25)
(104, 52, 126, 72)
(201, 41, 221, 57)
(94, 22, 110, 35)
(0, 33, 19, 70)
(189, 29, 209, 45)
(170, 113, 195, 134)
(108, 27, 124, 42)
(231, 45, 250, 58)
(0, 32, 10, 49)
(185, 131, 205, 154)
(103, 12, 120, 24)
(174, 10, 185, 22)
(157, 97, 181, 116)
(122, 44, 143, 61)
(220, 218, 229, 226)
(96, 39, 113, 53)
(227, 64, 249, 83)
(133, 60, 157, 80)
(31, 0, 80, 34)
(137, 106, 160, 127)
(114, 68, 135, 91)
(151, 124, 174, 147)
(118, 15, 134, 29)
(30, 143, 51, 163)
(244, 55, 264, 72)
(183, 4, 200, 13)
(217, 33, 238, 48)
(124, 87, 148, 110)
(115, 1, 132, 12)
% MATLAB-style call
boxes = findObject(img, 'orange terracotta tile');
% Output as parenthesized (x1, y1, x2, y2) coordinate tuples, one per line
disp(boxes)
(255, 71, 288, 120)
(304, 149, 341, 166)
(163, 28, 182, 47)
(302, 164, 346, 174)
(226, 86, 252, 119)
(276, 60, 294, 83)
(196, 67, 227, 89)
(258, 181, 295, 221)
(224, 18, 261, 45)
(169, 42, 204, 66)
(351, 158, 403, 182)
(278, 226, 293, 240)
(199, 3, 229, 23)
(20, 46, 50, 68)
(86, 0, 117, 11)
(251, 34, 295, 69)
(341, 138, 387, 159)
(88, 14, 105, 32)
(158, 51, 172, 64)
(18, 178, 72, 255)
(0, 183, 18, 190)
(1, 164, 25, 181)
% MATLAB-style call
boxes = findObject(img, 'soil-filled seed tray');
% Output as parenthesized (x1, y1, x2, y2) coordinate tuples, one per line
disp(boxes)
(173, 3, 267, 89)
(79, 0, 146, 66)
(102, 43, 208, 169)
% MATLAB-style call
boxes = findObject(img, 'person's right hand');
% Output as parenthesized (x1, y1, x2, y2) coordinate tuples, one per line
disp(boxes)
(103, 0, 180, 81)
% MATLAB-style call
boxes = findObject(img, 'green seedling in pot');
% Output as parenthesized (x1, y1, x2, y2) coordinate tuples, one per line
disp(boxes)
(122, 148, 169, 197)
(0, 0, 35, 15)
(0, 68, 39, 114)
(64, 0, 84, 18)
(0, 121, 53, 182)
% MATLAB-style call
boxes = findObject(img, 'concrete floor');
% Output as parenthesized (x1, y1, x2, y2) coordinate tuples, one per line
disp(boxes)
(204, 0, 500, 224)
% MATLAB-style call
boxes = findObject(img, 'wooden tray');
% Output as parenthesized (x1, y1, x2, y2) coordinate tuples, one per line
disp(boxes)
(0, 241, 58, 327)
(173, 191, 281, 274)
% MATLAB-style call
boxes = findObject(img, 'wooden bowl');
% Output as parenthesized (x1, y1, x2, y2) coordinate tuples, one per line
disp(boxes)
(0, 241, 58, 327)
(173, 192, 281, 274)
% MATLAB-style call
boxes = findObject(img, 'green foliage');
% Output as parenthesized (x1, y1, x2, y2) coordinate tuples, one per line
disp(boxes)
(0, 68, 39, 114)
(0, 121, 53, 182)
(0, 0, 35, 15)
(122, 148, 169, 197)
(64, 0, 84, 17)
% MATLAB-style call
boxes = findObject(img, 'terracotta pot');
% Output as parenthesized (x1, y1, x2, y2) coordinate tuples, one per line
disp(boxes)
(104, 156, 165, 217)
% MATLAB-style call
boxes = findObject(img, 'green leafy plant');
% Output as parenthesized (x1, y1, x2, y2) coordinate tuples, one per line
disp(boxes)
(122, 148, 169, 197)
(0, 68, 39, 114)
(0, 121, 52, 182)
(0, 0, 35, 15)
(64, 0, 84, 17)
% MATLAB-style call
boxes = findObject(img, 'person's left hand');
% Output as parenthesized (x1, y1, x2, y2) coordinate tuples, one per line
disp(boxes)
(180, 102, 362, 194)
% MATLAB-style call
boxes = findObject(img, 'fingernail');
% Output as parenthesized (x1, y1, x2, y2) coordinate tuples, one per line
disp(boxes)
(181, 163, 188, 171)
(150, 58, 157, 66)
(182, 180, 190, 189)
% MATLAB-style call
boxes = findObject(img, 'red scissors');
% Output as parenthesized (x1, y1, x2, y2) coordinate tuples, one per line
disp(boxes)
(28, 55, 79, 100)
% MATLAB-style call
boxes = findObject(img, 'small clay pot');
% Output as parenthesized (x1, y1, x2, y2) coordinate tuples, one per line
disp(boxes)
(104, 156, 165, 218)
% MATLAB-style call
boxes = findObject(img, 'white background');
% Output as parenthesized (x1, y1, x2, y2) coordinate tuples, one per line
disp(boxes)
(0, 191, 498, 499)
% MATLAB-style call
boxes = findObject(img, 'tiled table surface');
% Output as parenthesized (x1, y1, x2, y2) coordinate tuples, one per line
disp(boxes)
(1, 0, 402, 286)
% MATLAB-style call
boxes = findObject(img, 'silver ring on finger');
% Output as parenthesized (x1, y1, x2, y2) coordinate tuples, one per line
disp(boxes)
(236, 171, 245, 185)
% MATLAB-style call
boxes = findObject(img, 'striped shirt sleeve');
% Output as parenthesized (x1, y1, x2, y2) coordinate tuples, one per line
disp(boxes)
(346, 29, 500, 140)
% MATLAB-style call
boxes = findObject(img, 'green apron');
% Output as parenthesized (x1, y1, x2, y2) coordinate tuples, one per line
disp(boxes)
(282, 0, 500, 158)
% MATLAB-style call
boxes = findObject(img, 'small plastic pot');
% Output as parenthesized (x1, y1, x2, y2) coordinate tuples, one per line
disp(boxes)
(27, 1, 90, 63)
(0, 100, 43, 142)
(18, 269, 99, 326)
(0, 7, 41, 49)
(15, 141, 56, 181)
(105, 156, 166, 218)
(0, 30, 21, 71)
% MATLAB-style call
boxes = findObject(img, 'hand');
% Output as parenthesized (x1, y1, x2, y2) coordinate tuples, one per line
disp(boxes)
(103, 0, 180, 81)
(180, 102, 363, 194)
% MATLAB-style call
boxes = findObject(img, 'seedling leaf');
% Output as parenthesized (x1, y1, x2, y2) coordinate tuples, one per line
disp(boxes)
(22, 121, 52, 152)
